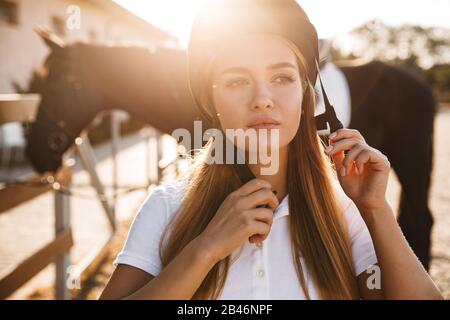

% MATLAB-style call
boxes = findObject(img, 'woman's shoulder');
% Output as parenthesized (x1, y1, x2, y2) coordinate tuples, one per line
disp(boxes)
(113, 175, 191, 275)
(137, 174, 190, 221)
(151, 174, 190, 199)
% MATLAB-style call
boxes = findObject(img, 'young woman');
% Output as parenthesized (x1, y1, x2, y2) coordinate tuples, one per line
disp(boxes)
(100, 0, 442, 300)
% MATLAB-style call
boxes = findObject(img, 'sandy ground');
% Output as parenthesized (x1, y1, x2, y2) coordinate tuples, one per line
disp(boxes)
(2, 108, 449, 300)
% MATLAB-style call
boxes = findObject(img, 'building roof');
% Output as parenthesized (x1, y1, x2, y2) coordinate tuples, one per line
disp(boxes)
(86, 0, 177, 43)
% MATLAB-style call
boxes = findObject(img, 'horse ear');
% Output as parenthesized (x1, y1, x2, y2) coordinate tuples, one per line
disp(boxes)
(34, 25, 66, 50)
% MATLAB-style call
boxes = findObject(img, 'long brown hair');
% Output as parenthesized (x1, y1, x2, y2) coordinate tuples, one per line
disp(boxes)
(159, 37, 360, 299)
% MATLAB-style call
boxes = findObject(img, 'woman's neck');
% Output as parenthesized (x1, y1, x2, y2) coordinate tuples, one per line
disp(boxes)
(248, 147, 288, 203)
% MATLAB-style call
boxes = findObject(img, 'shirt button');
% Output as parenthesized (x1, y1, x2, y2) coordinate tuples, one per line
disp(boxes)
(257, 269, 265, 277)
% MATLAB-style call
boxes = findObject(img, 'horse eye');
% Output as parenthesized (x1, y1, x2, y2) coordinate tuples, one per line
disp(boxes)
(48, 132, 68, 151)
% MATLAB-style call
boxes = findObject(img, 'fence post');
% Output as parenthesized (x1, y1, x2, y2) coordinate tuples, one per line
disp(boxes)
(111, 111, 120, 221)
(144, 127, 158, 186)
(54, 188, 71, 300)
(76, 133, 115, 231)
(157, 133, 164, 184)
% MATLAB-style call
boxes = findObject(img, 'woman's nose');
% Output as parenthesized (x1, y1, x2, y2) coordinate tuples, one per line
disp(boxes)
(251, 83, 274, 111)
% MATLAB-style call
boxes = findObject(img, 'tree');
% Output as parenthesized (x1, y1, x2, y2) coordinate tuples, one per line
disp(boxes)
(330, 20, 450, 102)
(333, 19, 450, 70)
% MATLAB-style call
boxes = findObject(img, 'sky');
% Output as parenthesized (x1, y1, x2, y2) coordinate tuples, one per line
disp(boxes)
(113, 0, 450, 48)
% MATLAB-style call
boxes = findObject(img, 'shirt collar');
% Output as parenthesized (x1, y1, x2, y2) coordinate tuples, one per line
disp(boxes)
(273, 194, 289, 221)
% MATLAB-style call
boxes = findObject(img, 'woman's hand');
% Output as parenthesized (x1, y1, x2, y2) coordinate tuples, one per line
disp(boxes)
(196, 179, 278, 264)
(325, 128, 391, 212)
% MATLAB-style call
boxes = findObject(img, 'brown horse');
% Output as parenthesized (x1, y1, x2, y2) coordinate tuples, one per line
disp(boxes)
(25, 34, 436, 270)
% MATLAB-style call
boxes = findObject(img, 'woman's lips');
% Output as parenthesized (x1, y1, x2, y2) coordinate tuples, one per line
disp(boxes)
(248, 123, 280, 129)
(247, 117, 281, 129)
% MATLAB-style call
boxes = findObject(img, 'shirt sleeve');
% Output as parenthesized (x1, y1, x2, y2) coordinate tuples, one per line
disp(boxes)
(112, 186, 171, 276)
(343, 199, 379, 276)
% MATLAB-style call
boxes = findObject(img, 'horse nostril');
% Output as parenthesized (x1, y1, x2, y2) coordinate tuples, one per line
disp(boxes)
(48, 132, 68, 151)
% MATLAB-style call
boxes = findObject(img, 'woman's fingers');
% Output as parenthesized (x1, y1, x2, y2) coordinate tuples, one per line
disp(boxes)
(240, 187, 279, 211)
(354, 150, 371, 175)
(354, 148, 391, 173)
(332, 142, 390, 177)
(341, 143, 366, 175)
(328, 143, 345, 175)
(329, 128, 365, 143)
(325, 137, 362, 156)
(242, 208, 274, 243)
(326, 128, 388, 177)
(244, 208, 274, 242)
(237, 178, 272, 197)
(249, 234, 266, 243)
(247, 220, 272, 243)
(248, 207, 274, 225)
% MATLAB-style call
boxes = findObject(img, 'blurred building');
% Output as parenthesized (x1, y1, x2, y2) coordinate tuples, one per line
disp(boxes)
(0, 0, 177, 94)
(0, 0, 178, 169)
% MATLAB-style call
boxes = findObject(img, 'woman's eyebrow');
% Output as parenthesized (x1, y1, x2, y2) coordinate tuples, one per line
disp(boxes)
(220, 67, 248, 75)
(220, 62, 297, 75)
(267, 62, 297, 70)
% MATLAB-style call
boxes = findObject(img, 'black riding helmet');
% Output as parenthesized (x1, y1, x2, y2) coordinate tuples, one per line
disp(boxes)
(188, 0, 318, 113)
(187, 0, 343, 183)
(187, 0, 342, 134)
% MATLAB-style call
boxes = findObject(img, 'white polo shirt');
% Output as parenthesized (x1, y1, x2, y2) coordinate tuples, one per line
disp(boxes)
(113, 176, 378, 299)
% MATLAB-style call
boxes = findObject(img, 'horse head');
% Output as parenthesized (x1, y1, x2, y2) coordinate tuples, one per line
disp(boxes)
(25, 29, 107, 173)
(26, 29, 205, 174)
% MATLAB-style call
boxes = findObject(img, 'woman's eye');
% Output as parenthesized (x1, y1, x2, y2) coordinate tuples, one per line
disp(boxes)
(272, 75, 295, 84)
(224, 75, 295, 88)
(226, 79, 249, 87)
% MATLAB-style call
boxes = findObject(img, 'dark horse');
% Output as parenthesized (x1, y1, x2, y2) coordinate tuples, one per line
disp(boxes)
(25, 33, 436, 270)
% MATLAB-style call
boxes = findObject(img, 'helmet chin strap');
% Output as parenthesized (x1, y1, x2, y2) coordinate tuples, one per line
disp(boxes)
(313, 58, 344, 135)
